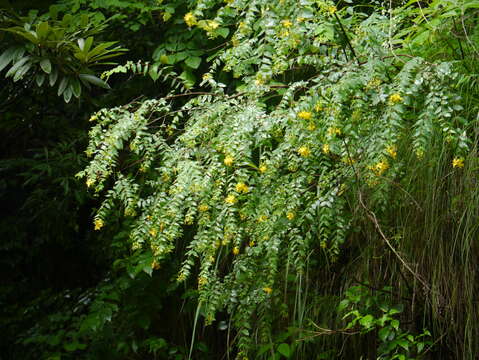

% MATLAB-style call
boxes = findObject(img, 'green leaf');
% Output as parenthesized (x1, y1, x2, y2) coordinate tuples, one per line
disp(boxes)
(71, 78, 81, 98)
(0, 47, 18, 72)
(359, 315, 375, 329)
(63, 86, 72, 103)
(217, 27, 230, 38)
(277, 343, 291, 358)
(185, 56, 201, 69)
(40, 58, 51, 74)
(57, 77, 68, 96)
(35, 73, 45, 86)
(378, 327, 391, 342)
(79, 74, 111, 89)
(391, 319, 400, 330)
(36, 21, 49, 39)
(5, 56, 30, 78)
(49, 67, 58, 86)
(179, 70, 196, 88)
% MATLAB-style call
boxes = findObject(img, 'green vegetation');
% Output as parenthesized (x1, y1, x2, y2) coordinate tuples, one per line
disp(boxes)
(1, 0, 478, 359)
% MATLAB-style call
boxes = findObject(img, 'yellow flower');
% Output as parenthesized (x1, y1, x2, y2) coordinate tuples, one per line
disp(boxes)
(327, 127, 341, 136)
(452, 157, 464, 168)
(232, 246, 240, 255)
(202, 73, 212, 81)
(86, 178, 94, 188)
(263, 287, 273, 294)
(297, 146, 311, 157)
(258, 215, 268, 222)
(184, 12, 197, 27)
(149, 228, 158, 237)
(279, 29, 289, 38)
(286, 212, 295, 220)
(225, 194, 237, 204)
(328, 5, 337, 15)
(206, 20, 220, 31)
(198, 204, 209, 212)
(89, 114, 98, 122)
(282, 19, 293, 28)
(386, 145, 397, 159)
(374, 160, 389, 175)
(307, 122, 316, 131)
(94, 218, 104, 231)
(224, 155, 234, 166)
(177, 273, 186, 282)
(322, 143, 330, 154)
(314, 103, 323, 112)
(151, 260, 160, 270)
(259, 164, 267, 173)
(249, 240, 255, 247)
(198, 276, 208, 286)
(389, 93, 403, 104)
(298, 111, 312, 120)
(235, 182, 249, 193)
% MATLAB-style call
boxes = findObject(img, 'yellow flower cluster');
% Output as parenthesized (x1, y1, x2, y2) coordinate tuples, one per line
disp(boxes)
(149, 228, 158, 237)
(94, 218, 104, 231)
(224, 155, 234, 166)
(225, 194, 237, 204)
(259, 164, 267, 173)
(328, 5, 337, 15)
(286, 212, 295, 220)
(322, 143, 330, 154)
(198, 204, 209, 212)
(203, 20, 220, 32)
(297, 146, 311, 157)
(327, 127, 341, 136)
(452, 157, 464, 168)
(386, 145, 397, 159)
(184, 12, 197, 27)
(389, 93, 403, 104)
(232, 246, 240, 255)
(258, 215, 268, 222)
(235, 182, 249, 193)
(86, 178, 94, 188)
(89, 114, 98, 122)
(281, 19, 293, 28)
(298, 111, 313, 120)
(263, 287, 273, 294)
(373, 160, 389, 175)
(198, 276, 208, 286)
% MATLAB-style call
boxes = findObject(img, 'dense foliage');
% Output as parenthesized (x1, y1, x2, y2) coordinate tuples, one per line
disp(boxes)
(1, 0, 478, 359)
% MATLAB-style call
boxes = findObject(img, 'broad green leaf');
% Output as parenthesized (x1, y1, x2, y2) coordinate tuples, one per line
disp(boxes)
(359, 314, 375, 329)
(13, 62, 31, 82)
(49, 67, 58, 86)
(35, 73, 45, 86)
(217, 27, 229, 38)
(5, 56, 30, 78)
(71, 78, 81, 98)
(0, 47, 18, 72)
(185, 56, 201, 69)
(79, 74, 111, 89)
(277, 343, 291, 358)
(40, 58, 51, 74)
(36, 21, 49, 39)
(57, 77, 68, 96)
(63, 86, 72, 103)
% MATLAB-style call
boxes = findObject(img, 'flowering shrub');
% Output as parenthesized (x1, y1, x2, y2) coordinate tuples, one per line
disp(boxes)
(76, 0, 477, 357)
